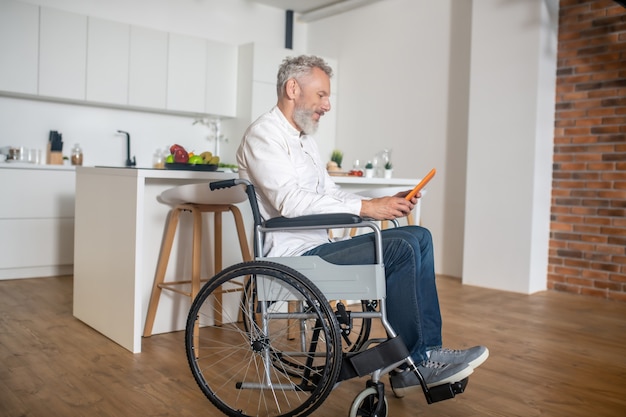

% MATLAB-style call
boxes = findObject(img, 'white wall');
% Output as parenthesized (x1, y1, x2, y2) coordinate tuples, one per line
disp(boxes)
(463, 0, 557, 293)
(1, 0, 299, 167)
(306, 0, 472, 277)
(307, 0, 558, 292)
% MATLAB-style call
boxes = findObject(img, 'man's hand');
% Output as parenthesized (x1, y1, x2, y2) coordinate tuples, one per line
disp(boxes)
(360, 191, 418, 220)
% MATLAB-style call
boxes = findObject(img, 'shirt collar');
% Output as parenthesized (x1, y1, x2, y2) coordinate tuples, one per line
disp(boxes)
(271, 106, 303, 138)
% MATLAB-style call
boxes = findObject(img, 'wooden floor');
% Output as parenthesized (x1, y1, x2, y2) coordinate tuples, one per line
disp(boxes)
(0, 275, 625, 417)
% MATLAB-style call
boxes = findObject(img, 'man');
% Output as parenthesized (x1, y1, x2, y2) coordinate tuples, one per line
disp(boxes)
(236, 55, 488, 396)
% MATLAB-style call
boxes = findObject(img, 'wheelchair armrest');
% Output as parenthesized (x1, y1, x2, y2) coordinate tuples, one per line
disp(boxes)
(264, 213, 362, 229)
(259, 213, 384, 264)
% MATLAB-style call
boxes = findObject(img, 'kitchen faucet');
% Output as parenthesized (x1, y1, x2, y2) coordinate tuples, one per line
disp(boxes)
(117, 130, 136, 167)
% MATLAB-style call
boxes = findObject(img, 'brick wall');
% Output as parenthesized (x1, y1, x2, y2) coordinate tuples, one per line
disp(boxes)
(549, 0, 626, 301)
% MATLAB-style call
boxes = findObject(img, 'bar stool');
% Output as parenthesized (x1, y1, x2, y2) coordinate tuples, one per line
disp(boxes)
(143, 182, 251, 337)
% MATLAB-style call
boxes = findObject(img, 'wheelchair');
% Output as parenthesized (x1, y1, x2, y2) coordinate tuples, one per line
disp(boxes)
(184, 179, 468, 417)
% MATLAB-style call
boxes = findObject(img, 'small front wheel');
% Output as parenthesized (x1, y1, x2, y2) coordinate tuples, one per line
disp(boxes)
(349, 386, 388, 417)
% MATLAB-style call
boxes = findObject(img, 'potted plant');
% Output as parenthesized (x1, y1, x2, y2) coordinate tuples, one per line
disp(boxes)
(384, 161, 393, 178)
(330, 149, 344, 169)
(365, 161, 374, 178)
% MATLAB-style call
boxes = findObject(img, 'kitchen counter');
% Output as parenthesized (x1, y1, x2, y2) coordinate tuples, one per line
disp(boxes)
(0, 164, 76, 279)
(73, 166, 240, 353)
(73, 166, 420, 352)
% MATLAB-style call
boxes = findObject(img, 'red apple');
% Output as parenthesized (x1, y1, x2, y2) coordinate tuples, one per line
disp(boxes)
(173, 148, 189, 163)
(170, 144, 185, 154)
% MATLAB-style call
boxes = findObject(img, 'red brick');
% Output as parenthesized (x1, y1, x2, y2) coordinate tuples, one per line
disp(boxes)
(609, 273, 626, 283)
(587, 162, 615, 170)
(588, 108, 616, 117)
(611, 256, 626, 266)
(582, 269, 610, 280)
(595, 280, 622, 291)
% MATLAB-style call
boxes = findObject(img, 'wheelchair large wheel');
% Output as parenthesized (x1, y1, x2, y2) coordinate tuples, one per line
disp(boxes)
(185, 261, 342, 417)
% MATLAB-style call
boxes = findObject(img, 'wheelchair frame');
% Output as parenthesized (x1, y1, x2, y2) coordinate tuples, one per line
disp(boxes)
(184, 179, 467, 417)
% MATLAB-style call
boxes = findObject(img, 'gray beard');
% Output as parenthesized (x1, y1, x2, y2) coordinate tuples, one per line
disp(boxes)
(293, 107, 319, 135)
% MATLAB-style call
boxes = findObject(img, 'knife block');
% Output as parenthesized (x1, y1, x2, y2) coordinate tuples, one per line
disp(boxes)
(46, 143, 63, 165)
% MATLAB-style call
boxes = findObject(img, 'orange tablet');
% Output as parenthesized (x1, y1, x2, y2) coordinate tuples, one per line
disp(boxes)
(405, 168, 436, 200)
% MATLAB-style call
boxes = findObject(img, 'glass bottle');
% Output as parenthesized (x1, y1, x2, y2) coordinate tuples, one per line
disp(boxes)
(71, 143, 83, 166)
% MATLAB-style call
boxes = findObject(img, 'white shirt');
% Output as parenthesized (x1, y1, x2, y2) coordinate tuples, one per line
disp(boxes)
(237, 106, 363, 257)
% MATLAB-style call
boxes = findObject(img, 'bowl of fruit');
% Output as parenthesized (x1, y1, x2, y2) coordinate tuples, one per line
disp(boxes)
(165, 144, 220, 171)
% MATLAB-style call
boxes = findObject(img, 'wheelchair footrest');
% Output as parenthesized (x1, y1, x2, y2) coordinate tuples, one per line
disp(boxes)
(426, 377, 469, 403)
(338, 336, 409, 381)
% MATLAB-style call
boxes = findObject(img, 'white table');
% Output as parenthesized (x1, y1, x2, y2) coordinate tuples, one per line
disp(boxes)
(73, 167, 419, 352)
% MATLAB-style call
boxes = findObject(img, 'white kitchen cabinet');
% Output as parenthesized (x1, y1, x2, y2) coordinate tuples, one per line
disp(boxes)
(236, 43, 295, 125)
(128, 26, 168, 110)
(0, 0, 39, 95)
(167, 33, 207, 113)
(1, 2, 237, 118)
(86, 17, 130, 105)
(39, 7, 87, 100)
(0, 166, 75, 280)
(205, 40, 238, 117)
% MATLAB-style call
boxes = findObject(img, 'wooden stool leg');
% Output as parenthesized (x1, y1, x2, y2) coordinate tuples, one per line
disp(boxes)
(191, 206, 203, 300)
(191, 207, 203, 350)
(228, 206, 251, 324)
(143, 208, 181, 337)
(288, 300, 297, 340)
(214, 211, 224, 326)
(230, 205, 252, 262)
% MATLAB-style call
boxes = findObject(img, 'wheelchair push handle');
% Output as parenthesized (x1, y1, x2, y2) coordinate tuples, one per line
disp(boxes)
(209, 179, 263, 227)
(209, 178, 247, 190)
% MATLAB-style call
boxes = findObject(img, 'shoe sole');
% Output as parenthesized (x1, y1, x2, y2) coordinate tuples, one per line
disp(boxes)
(468, 348, 489, 369)
(392, 366, 474, 398)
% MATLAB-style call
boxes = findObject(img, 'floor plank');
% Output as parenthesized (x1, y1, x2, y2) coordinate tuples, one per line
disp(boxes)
(0, 275, 624, 416)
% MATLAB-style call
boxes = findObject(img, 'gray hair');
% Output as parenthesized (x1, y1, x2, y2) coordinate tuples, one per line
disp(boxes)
(276, 55, 333, 98)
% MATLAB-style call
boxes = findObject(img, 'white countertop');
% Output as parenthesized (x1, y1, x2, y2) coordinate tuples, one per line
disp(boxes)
(331, 175, 417, 186)
(79, 166, 237, 180)
(0, 162, 76, 171)
(77, 166, 419, 185)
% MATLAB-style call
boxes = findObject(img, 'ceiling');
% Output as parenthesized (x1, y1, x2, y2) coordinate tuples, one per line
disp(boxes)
(251, 0, 346, 13)
(250, 0, 383, 22)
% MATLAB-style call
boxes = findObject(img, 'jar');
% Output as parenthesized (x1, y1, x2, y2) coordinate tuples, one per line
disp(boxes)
(153, 148, 166, 169)
(71, 144, 83, 166)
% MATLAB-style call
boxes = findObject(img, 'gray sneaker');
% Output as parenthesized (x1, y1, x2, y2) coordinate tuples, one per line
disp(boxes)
(428, 346, 489, 369)
(390, 361, 473, 397)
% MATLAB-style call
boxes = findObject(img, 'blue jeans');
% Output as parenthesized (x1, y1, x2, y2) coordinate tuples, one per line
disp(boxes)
(302, 225, 442, 363)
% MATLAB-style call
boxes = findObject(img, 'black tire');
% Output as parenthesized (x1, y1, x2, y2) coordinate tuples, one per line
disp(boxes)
(186, 261, 342, 417)
(350, 387, 388, 417)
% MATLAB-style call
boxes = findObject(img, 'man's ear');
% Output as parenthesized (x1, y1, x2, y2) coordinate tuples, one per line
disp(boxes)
(285, 78, 299, 100)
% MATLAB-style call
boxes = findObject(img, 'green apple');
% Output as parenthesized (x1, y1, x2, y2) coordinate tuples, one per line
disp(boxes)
(188, 155, 204, 165)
